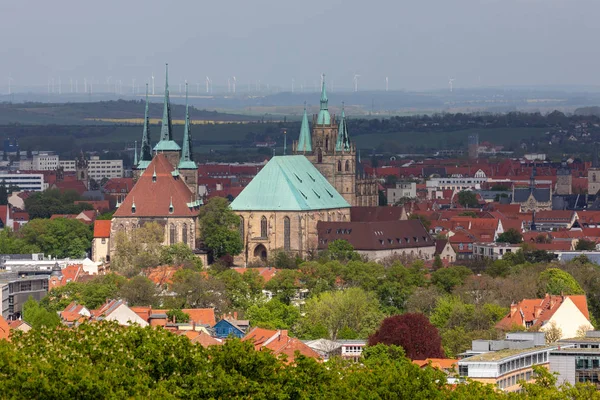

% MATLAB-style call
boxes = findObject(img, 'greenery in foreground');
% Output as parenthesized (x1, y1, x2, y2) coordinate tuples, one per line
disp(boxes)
(1, 321, 598, 399)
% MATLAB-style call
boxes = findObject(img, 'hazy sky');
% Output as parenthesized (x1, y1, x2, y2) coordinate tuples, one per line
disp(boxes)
(2, 0, 599, 91)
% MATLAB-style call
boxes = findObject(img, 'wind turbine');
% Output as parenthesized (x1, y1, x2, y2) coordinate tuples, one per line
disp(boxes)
(227, 78, 231, 93)
(106, 76, 112, 93)
(232, 76, 236, 93)
(448, 78, 455, 92)
(132, 78, 136, 94)
(151, 72, 155, 95)
(353, 74, 360, 92)
(205, 76, 210, 93)
(84, 78, 87, 94)
(51, 78, 55, 93)
(75, 79, 78, 93)
(70, 78, 73, 93)
(386, 77, 389, 92)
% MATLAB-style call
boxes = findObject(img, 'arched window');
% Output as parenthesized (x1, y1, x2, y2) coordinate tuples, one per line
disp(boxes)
(345, 160, 350, 172)
(239, 217, 245, 241)
(260, 216, 268, 238)
(283, 217, 290, 251)
(325, 137, 329, 151)
(317, 148, 323, 163)
(182, 223, 188, 246)
(169, 224, 177, 244)
(337, 161, 342, 172)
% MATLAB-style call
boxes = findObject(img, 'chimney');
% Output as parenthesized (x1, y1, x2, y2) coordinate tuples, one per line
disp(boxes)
(233, 311, 238, 320)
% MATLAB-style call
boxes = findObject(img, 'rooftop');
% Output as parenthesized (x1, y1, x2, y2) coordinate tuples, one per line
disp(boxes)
(462, 345, 556, 362)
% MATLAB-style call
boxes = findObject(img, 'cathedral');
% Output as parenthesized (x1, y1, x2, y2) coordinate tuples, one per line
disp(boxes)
(110, 65, 200, 255)
(292, 76, 378, 207)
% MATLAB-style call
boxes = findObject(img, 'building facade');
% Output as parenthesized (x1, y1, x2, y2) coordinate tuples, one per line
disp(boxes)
(292, 77, 377, 207)
(555, 160, 572, 195)
(0, 172, 44, 191)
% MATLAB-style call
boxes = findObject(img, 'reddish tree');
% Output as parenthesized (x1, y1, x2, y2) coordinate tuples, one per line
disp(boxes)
(368, 313, 444, 360)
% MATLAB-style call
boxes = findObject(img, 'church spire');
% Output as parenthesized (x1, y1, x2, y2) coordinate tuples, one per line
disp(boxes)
(138, 84, 153, 167)
(316, 74, 331, 125)
(133, 140, 138, 166)
(154, 64, 181, 152)
(336, 103, 350, 152)
(297, 102, 312, 152)
(178, 82, 196, 169)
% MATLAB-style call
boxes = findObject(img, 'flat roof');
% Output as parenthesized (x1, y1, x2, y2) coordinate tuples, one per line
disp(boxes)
(560, 337, 600, 344)
(461, 346, 555, 362)
(551, 348, 600, 355)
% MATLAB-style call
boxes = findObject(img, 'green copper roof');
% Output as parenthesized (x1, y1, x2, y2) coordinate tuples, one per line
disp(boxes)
(133, 140, 138, 166)
(231, 155, 350, 211)
(336, 105, 351, 152)
(317, 75, 331, 125)
(139, 84, 153, 165)
(154, 63, 181, 152)
(297, 104, 312, 152)
(137, 160, 151, 170)
(178, 83, 196, 170)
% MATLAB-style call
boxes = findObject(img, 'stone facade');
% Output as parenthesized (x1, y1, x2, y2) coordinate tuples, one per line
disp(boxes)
(555, 160, 572, 195)
(589, 168, 600, 195)
(235, 208, 351, 265)
(92, 236, 110, 263)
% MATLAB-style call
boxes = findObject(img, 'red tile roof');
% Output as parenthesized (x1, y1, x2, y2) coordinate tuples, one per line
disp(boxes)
(242, 327, 321, 363)
(144, 265, 182, 286)
(182, 308, 216, 326)
(114, 154, 197, 218)
(190, 331, 222, 347)
(103, 178, 134, 193)
(231, 267, 279, 283)
(93, 220, 111, 238)
(0, 316, 10, 341)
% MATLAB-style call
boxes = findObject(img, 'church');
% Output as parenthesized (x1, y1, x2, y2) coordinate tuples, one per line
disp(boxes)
(109, 65, 200, 255)
(231, 78, 376, 264)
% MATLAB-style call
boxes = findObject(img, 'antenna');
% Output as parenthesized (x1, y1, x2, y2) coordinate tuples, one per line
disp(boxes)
(386, 76, 389, 92)
(151, 72, 155, 95)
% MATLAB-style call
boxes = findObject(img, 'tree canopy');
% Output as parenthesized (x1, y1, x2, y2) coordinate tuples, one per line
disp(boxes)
(198, 197, 242, 259)
(457, 190, 479, 208)
(496, 228, 523, 244)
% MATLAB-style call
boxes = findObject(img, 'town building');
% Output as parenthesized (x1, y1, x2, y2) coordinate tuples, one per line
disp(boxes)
(386, 182, 417, 205)
(555, 160, 572, 195)
(316, 219, 435, 262)
(230, 155, 351, 264)
(92, 220, 111, 262)
(551, 331, 600, 388)
(242, 327, 321, 363)
(292, 77, 377, 207)
(511, 168, 552, 212)
(0, 172, 45, 191)
(496, 294, 593, 339)
(59, 156, 123, 181)
(472, 242, 519, 261)
(589, 150, 600, 195)
(0, 272, 50, 319)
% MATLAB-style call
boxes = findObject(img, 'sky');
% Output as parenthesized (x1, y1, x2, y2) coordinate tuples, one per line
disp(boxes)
(1, 0, 599, 92)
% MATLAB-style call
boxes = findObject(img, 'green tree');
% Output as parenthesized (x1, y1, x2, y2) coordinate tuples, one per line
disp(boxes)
(297, 287, 384, 340)
(265, 269, 301, 305)
(0, 180, 7, 206)
(431, 265, 472, 293)
(118, 276, 157, 307)
(19, 218, 93, 258)
(245, 299, 300, 330)
(457, 190, 479, 208)
(111, 222, 164, 277)
(496, 228, 523, 244)
(24, 189, 93, 219)
(22, 296, 61, 329)
(432, 255, 443, 270)
(576, 239, 597, 251)
(326, 239, 361, 262)
(166, 309, 190, 323)
(537, 268, 584, 297)
(213, 268, 265, 310)
(198, 197, 242, 259)
(0, 229, 40, 254)
(168, 269, 228, 313)
(160, 243, 203, 270)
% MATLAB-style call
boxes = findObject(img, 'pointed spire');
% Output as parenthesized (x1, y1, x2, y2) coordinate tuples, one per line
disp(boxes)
(139, 84, 152, 166)
(178, 82, 196, 169)
(316, 73, 331, 125)
(297, 102, 312, 152)
(336, 102, 350, 152)
(154, 64, 180, 152)
(133, 140, 138, 166)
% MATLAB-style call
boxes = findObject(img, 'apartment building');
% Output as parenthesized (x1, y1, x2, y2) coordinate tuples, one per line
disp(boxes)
(60, 156, 123, 181)
(0, 172, 45, 191)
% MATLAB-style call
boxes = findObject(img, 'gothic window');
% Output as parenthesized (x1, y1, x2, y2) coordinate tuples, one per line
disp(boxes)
(169, 224, 177, 244)
(325, 137, 329, 151)
(337, 161, 342, 172)
(239, 217, 245, 241)
(283, 217, 290, 251)
(260, 216, 268, 238)
(345, 160, 350, 172)
(317, 148, 323, 163)
(182, 223, 188, 246)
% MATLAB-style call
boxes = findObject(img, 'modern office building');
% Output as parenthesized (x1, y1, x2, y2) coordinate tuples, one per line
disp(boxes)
(0, 172, 45, 191)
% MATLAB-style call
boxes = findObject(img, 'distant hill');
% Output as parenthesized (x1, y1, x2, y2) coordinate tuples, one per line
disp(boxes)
(574, 106, 600, 117)
(0, 100, 254, 125)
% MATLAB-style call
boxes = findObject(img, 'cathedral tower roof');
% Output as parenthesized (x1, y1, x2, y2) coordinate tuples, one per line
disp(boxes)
(316, 74, 331, 125)
(154, 64, 181, 152)
(178, 83, 196, 170)
(336, 104, 351, 152)
(138, 84, 153, 169)
(297, 103, 312, 152)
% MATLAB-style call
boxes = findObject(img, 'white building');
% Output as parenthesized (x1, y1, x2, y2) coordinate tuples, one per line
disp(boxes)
(386, 182, 416, 205)
(60, 156, 123, 181)
(426, 171, 487, 197)
(472, 242, 520, 260)
(32, 153, 60, 170)
(0, 172, 45, 191)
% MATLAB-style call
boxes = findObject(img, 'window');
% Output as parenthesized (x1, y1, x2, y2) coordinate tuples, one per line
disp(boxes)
(261, 216, 268, 238)
(182, 223, 188, 245)
(317, 148, 323, 163)
(345, 160, 350, 171)
(283, 217, 291, 251)
(101, 238, 106, 244)
(169, 224, 177, 244)
(337, 161, 342, 172)
(239, 217, 245, 242)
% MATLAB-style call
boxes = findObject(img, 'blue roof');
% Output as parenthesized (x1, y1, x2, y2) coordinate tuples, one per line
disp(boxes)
(231, 155, 350, 211)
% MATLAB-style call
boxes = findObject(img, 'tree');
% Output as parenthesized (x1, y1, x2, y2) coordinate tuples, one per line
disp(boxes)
(214, 268, 265, 310)
(22, 297, 61, 329)
(245, 299, 300, 330)
(430, 265, 472, 293)
(166, 309, 190, 323)
(0, 180, 7, 205)
(265, 269, 301, 305)
(118, 276, 157, 307)
(24, 189, 93, 219)
(537, 268, 584, 297)
(496, 228, 523, 244)
(198, 197, 242, 259)
(160, 243, 203, 270)
(19, 218, 92, 258)
(544, 321, 563, 344)
(432, 255, 444, 270)
(326, 239, 360, 262)
(111, 222, 164, 277)
(368, 313, 444, 360)
(168, 269, 228, 313)
(457, 190, 478, 208)
(576, 239, 597, 251)
(297, 287, 384, 340)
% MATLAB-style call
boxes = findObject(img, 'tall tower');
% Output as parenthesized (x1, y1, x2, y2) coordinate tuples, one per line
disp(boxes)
(153, 64, 181, 168)
(555, 159, 572, 195)
(133, 84, 153, 181)
(75, 150, 89, 188)
(178, 83, 198, 197)
(589, 145, 600, 195)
